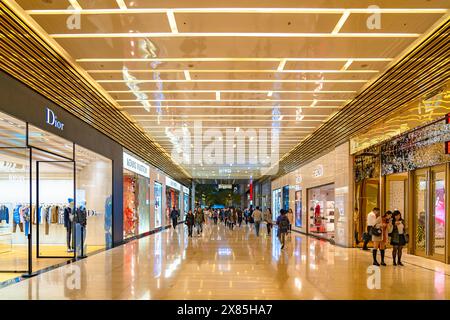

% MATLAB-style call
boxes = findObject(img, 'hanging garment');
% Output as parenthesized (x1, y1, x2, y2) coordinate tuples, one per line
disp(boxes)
(63, 207, 73, 229)
(0, 205, 9, 224)
(58, 207, 65, 224)
(51, 205, 59, 224)
(75, 207, 87, 227)
(13, 205, 22, 224)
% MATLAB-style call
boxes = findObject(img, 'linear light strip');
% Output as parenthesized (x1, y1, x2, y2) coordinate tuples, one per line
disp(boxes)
(216, 91, 221, 101)
(132, 114, 330, 117)
(138, 119, 325, 122)
(78, 57, 393, 62)
(332, 10, 351, 34)
(115, 0, 127, 10)
(277, 59, 287, 71)
(121, 105, 342, 109)
(166, 10, 179, 33)
(108, 90, 356, 93)
(142, 126, 318, 129)
(116, 99, 347, 102)
(68, 0, 82, 11)
(87, 69, 380, 73)
(183, 70, 191, 80)
(51, 32, 420, 38)
(25, 8, 449, 15)
(341, 59, 354, 71)
(97, 79, 367, 83)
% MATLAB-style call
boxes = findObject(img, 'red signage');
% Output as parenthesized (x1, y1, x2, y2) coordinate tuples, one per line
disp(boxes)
(446, 113, 450, 124)
(249, 182, 253, 200)
(446, 141, 450, 154)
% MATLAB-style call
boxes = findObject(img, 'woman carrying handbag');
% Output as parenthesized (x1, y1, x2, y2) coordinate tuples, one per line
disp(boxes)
(372, 210, 393, 266)
(390, 210, 407, 266)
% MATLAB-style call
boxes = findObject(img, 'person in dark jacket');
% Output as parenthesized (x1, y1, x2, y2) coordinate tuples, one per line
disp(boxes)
(276, 209, 289, 249)
(185, 209, 195, 237)
(170, 206, 180, 229)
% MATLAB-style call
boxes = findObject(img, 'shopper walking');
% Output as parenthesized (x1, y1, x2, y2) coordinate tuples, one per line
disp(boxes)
(354, 207, 360, 246)
(363, 207, 379, 250)
(213, 210, 218, 225)
(195, 207, 205, 236)
(391, 210, 407, 266)
(277, 209, 290, 249)
(185, 209, 195, 237)
(372, 210, 392, 266)
(264, 208, 273, 236)
(287, 208, 294, 234)
(252, 206, 263, 236)
(170, 206, 180, 229)
(237, 208, 243, 227)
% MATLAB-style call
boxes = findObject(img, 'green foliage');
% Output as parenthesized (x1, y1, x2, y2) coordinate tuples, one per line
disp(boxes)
(195, 184, 241, 207)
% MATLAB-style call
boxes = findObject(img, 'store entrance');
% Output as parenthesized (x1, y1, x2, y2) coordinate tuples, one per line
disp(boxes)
(36, 159, 75, 258)
(413, 165, 446, 262)
(385, 173, 408, 219)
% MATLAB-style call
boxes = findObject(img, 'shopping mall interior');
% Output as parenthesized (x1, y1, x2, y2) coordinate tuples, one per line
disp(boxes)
(0, 0, 449, 302)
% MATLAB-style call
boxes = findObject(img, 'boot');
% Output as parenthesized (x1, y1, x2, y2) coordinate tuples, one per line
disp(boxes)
(372, 249, 379, 266)
(392, 248, 397, 266)
(380, 249, 386, 266)
(398, 248, 404, 266)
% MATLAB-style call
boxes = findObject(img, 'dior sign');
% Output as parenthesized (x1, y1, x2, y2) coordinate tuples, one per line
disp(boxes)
(46, 108, 64, 131)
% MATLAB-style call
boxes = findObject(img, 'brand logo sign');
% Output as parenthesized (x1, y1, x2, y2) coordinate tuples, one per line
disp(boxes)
(295, 175, 303, 184)
(312, 165, 324, 178)
(166, 177, 181, 191)
(46, 108, 64, 131)
(182, 186, 190, 195)
(123, 152, 150, 178)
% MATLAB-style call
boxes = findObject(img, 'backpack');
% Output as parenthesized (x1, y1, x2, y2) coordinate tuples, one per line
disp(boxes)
(279, 216, 289, 232)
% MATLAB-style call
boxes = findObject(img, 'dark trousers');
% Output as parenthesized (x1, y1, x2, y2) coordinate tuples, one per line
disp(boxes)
(238, 218, 242, 227)
(187, 224, 193, 236)
(363, 226, 372, 249)
(267, 223, 272, 235)
(172, 218, 178, 229)
(213, 217, 218, 224)
(66, 223, 73, 249)
(255, 222, 261, 236)
(355, 230, 359, 244)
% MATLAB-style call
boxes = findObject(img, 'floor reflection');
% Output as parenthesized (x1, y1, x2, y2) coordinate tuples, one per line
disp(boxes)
(1, 222, 450, 299)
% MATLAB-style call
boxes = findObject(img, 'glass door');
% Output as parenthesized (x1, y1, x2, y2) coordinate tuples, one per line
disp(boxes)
(413, 165, 446, 261)
(36, 160, 75, 258)
(413, 169, 428, 257)
(431, 167, 445, 260)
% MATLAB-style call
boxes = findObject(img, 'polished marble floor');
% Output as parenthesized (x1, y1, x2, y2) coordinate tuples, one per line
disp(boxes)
(0, 221, 449, 300)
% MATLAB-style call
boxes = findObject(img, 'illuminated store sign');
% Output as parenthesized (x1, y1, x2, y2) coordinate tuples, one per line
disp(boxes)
(182, 186, 190, 194)
(46, 108, 64, 131)
(446, 141, 450, 154)
(312, 165, 324, 178)
(166, 177, 181, 191)
(123, 152, 150, 178)
(295, 175, 303, 184)
(218, 184, 232, 189)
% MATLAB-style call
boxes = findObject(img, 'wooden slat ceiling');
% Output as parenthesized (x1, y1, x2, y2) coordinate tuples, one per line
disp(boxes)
(5, 0, 449, 181)
(0, 1, 191, 185)
(1, 1, 449, 183)
(274, 17, 450, 178)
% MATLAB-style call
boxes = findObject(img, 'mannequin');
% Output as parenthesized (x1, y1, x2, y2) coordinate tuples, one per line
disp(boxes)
(64, 199, 75, 252)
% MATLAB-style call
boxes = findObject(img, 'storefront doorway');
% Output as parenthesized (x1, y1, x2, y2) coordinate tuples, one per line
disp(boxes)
(413, 165, 446, 262)
(0, 110, 112, 279)
(272, 188, 282, 220)
(308, 183, 335, 240)
(385, 173, 408, 219)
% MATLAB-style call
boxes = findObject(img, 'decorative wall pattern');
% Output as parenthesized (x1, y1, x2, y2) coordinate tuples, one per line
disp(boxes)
(381, 119, 450, 175)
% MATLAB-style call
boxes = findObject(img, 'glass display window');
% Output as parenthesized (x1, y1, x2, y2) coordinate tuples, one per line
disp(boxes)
(154, 182, 162, 228)
(272, 188, 282, 221)
(0, 110, 114, 280)
(308, 184, 335, 240)
(123, 169, 150, 238)
(295, 190, 302, 228)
